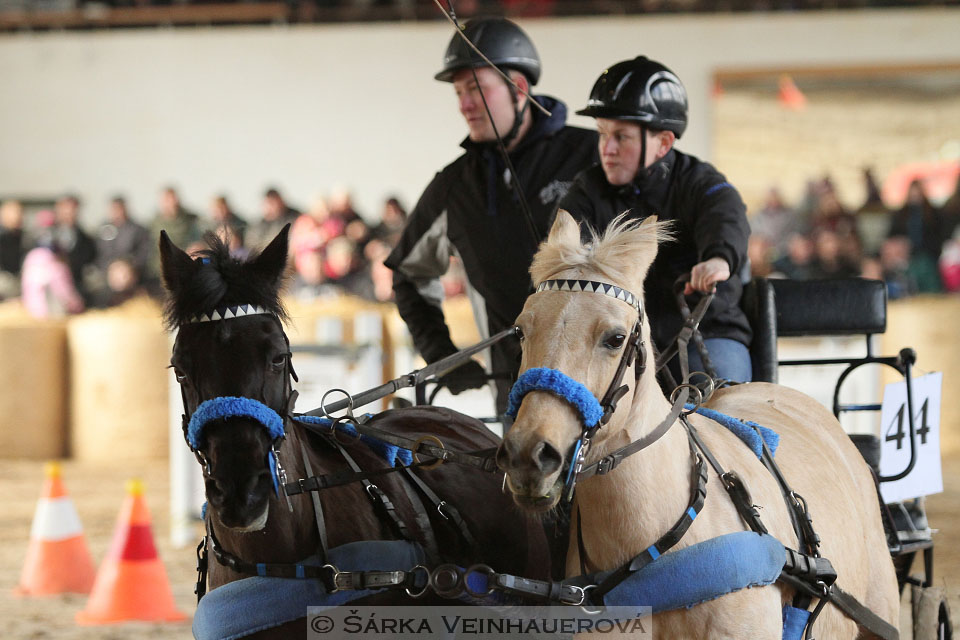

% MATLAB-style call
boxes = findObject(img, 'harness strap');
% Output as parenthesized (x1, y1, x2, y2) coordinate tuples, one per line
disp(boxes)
(299, 440, 329, 559)
(587, 440, 708, 603)
(400, 465, 480, 553)
(597, 321, 644, 426)
(778, 573, 900, 640)
(332, 439, 414, 544)
(394, 467, 442, 564)
(683, 416, 768, 535)
(577, 385, 690, 481)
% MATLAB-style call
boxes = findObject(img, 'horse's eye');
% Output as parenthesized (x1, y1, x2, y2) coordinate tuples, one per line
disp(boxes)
(515, 326, 525, 344)
(270, 354, 287, 371)
(173, 367, 188, 383)
(603, 333, 626, 351)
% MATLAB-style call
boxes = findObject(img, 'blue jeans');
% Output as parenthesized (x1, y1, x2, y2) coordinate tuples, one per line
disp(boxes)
(685, 338, 753, 383)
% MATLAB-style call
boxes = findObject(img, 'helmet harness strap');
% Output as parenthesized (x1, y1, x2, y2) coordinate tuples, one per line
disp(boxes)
(438, 0, 543, 248)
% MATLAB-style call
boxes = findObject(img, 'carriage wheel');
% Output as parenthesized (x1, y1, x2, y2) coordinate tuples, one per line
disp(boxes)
(913, 585, 953, 640)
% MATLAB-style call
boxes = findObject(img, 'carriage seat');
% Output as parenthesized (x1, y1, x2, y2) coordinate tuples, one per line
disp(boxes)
(741, 277, 887, 384)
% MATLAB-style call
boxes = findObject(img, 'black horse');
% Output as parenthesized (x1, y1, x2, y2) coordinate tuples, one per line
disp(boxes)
(161, 226, 549, 639)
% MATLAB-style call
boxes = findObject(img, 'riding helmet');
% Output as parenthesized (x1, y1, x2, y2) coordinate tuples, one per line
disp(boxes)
(435, 17, 541, 85)
(577, 56, 688, 138)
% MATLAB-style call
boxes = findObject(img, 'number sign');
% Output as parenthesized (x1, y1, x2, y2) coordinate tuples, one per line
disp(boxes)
(878, 372, 943, 503)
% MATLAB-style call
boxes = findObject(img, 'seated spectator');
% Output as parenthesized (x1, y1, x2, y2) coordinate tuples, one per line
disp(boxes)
(856, 167, 891, 258)
(749, 186, 801, 258)
(324, 236, 373, 299)
(94, 257, 146, 308)
(290, 195, 343, 276)
(289, 248, 331, 301)
(20, 242, 85, 318)
(96, 195, 150, 282)
(888, 179, 944, 293)
(207, 194, 248, 248)
(878, 237, 916, 300)
(0, 199, 26, 299)
(941, 169, 960, 242)
(371, 196, 407, 248)
(939, 233, 960, 293)
(810, 229, 860, 279)
(53, 194, 98, 305)
(328, 187, 363, 226)
(747, 234, 775, 278)
(772, 233, 816, 280)
(148, 186, 202, 283)
(247, 187, 300, 250)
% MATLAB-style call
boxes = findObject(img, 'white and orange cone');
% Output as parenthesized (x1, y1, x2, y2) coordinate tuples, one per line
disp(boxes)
(14, 462, 97, 596)
(76, 479, 187, 624)
(778, 74, 807, 110)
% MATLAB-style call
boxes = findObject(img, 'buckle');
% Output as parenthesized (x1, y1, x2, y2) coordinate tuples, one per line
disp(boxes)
(595, 454, 617, 475)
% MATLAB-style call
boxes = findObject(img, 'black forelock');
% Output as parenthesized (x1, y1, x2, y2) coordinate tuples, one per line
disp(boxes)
(162, 232, 288, 330)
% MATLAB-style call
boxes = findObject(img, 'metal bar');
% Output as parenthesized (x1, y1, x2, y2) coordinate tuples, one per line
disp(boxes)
(303, 327, 517, 417)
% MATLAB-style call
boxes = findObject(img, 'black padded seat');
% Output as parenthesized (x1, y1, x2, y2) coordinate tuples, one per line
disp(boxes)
(769, 278, 887, 337)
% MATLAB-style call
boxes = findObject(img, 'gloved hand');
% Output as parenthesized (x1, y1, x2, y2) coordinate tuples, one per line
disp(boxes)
(438, 359, 488, 395)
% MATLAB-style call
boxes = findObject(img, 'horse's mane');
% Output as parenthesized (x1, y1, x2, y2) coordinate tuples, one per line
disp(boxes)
(162, 233, 288, 330)
(530, 213, 674, 287)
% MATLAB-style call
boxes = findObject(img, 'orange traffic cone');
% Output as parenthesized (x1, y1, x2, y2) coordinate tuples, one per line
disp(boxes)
(778, 74, 807, 110)
(76, 479, 187, 625)
(14, 462, 96, 596)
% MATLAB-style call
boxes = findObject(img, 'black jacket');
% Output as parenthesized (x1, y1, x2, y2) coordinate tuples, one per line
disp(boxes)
(559, 150, 752, 351)
(385, 96, 598, 409)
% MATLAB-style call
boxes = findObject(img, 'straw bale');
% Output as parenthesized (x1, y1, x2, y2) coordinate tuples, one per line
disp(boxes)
(68, 305, 169, 461)
(0, 318, 68, 459)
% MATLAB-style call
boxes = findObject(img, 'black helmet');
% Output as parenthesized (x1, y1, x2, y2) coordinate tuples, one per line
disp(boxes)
(577, 56, 688, 138)
(435, 17, 541, 86)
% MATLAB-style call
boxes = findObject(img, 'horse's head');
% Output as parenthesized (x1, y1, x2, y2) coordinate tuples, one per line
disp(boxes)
(497, 211, 670, 513)
(161, 226, 293, 531)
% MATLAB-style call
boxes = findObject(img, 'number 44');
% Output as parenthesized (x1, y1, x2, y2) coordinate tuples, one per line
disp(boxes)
(885, 398, 930, 450)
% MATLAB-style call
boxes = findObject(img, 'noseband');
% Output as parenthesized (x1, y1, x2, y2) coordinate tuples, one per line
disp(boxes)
(506, 278, 646, 502)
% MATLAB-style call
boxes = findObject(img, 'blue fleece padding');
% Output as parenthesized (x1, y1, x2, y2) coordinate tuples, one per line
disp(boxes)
(601, 531, 785, 612)
(506, 367, 604, 428)
(188, 396, 285, 450)
(294, 415, 414, 467)
(193, 540, 426, 640)
(687, 405, 780, 459)
(782, 605, 811, 640)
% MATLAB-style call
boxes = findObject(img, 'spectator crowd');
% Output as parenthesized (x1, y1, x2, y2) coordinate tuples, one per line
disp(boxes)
(748, 166, 960, 299)
(2, 165, 960, 319)
(0, 186, 421, 318)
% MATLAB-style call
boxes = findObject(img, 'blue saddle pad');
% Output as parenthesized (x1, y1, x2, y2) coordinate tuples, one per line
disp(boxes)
(193, 539, 425, 640)
(600, 531, 785, 612)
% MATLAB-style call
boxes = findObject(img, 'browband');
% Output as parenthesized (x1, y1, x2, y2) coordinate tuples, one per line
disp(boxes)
(535, 279, 642, 314)
(186, 304, 273, 324)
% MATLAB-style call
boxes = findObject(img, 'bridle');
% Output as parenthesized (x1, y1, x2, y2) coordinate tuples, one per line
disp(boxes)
(174, 304, 299, 501)
(505, 278, 650, 502)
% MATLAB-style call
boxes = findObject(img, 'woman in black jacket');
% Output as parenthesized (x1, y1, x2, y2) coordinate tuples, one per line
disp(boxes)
(559, 56, 753, 384)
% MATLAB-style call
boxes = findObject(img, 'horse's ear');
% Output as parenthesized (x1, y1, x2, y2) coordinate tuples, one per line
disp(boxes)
(546, 210, 582, 249)
(159, 230, 198, 296)
(249, 223, 290, 288)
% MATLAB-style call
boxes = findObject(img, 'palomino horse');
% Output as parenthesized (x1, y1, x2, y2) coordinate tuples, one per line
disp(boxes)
(497, 211, 900, 638)
(160, 227, 548, 639)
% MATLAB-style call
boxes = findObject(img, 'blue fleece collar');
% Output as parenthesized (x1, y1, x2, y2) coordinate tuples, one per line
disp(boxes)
(506, 367, 604, 428)
(293, 415, 413, 468)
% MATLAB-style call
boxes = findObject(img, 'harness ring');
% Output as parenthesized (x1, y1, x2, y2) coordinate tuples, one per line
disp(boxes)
(320, 388, 355, 420)
(671, 383, 704, 416)
(463, 564, 497, 598)
(331, 416, 363, 446)
(321, 564, 341, 593)
(404, 565, 430, 599)
(412, 435, 446, 470)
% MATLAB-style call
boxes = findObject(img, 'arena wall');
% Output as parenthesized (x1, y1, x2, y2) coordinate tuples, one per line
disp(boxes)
(0, 9, 958, 222)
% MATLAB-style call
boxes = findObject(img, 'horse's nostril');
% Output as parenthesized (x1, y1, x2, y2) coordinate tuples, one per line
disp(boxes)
(532, 441, 563, 474)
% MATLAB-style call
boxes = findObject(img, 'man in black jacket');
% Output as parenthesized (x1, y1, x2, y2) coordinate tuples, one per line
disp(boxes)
(385, 17, 598, 415)
(559, 56, 753, 383)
